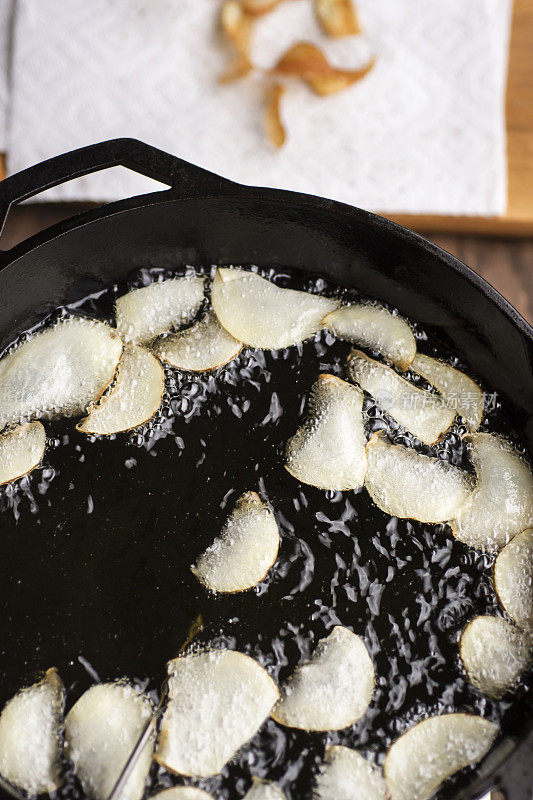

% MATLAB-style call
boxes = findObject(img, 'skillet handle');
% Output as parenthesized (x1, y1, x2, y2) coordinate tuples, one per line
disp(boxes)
(0, 138, 237, 238)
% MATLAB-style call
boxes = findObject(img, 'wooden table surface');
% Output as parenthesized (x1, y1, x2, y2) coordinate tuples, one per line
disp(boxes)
(430, 232, 533, 324)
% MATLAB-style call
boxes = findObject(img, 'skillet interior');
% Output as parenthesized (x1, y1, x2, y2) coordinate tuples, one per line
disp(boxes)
(0, 141, 531, 800)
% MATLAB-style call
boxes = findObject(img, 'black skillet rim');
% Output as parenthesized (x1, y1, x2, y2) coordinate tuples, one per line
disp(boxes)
(0, 139, 532, 351)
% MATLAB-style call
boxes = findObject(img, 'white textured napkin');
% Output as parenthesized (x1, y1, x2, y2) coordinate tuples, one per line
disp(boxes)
(0, 0, 14, 150)
(3, 0, 512, 214)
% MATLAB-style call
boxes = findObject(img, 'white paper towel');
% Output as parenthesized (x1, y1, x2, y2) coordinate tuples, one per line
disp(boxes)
(3, 0, 512, 214)
(0, 0, 14, 150)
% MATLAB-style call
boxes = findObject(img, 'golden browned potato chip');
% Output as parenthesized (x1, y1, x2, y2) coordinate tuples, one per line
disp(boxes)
(242, 0, 284, 15)
(220, 1, 254, 83)
(315, 0, 361, 38)
(264, 84, 287, 149)
(221, 1, 253, 55)
(220, 54, 254, 84)
(272, 42, 374, 96)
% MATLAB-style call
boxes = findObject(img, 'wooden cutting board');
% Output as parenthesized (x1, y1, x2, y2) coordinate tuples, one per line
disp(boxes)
(390, 0, 533, 236)
(1, 0, 532, 235)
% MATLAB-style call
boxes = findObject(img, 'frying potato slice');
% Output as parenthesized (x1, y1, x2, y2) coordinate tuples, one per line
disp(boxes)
(383, 713, 498, 800)
(272, 42, 374, 96)
(272, 626, 374, 731)
(0, 421, 46, 485)
(285, 374, 366, 490)
(0, 668, 64, 795)
(347, 350, 456, 444)
(244, 779, 286, 800)
(0, 318, 122, 429)
(365, 435, 473, 523)
(494, 528, 533, 631)
(154, 311, 242, 372)
(65, 682, 154, 800)
(452, 434, 533, 552)
(211, 269, 339, 349)
(151, 790, 214, 800)
(314, 0, 361, 37)
(264, 83, 287, 149)
(116, 278, 205, 345)
(459, 616, 532, 698)
(220, 1, 253, 83)
(156, 650, 279, 777)
(323, 304, 416, 370)
(412, 354, 483, 431)
(314, 746, 387, 800)
(78, 345, 164, 435)
(191, 491, 280, 593)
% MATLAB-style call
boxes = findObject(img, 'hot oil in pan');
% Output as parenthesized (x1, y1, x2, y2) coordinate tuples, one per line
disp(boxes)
(0, 266, 530, 800)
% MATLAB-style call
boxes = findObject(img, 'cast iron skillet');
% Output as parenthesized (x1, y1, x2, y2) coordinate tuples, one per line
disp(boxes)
(0, 138, 531, 800)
